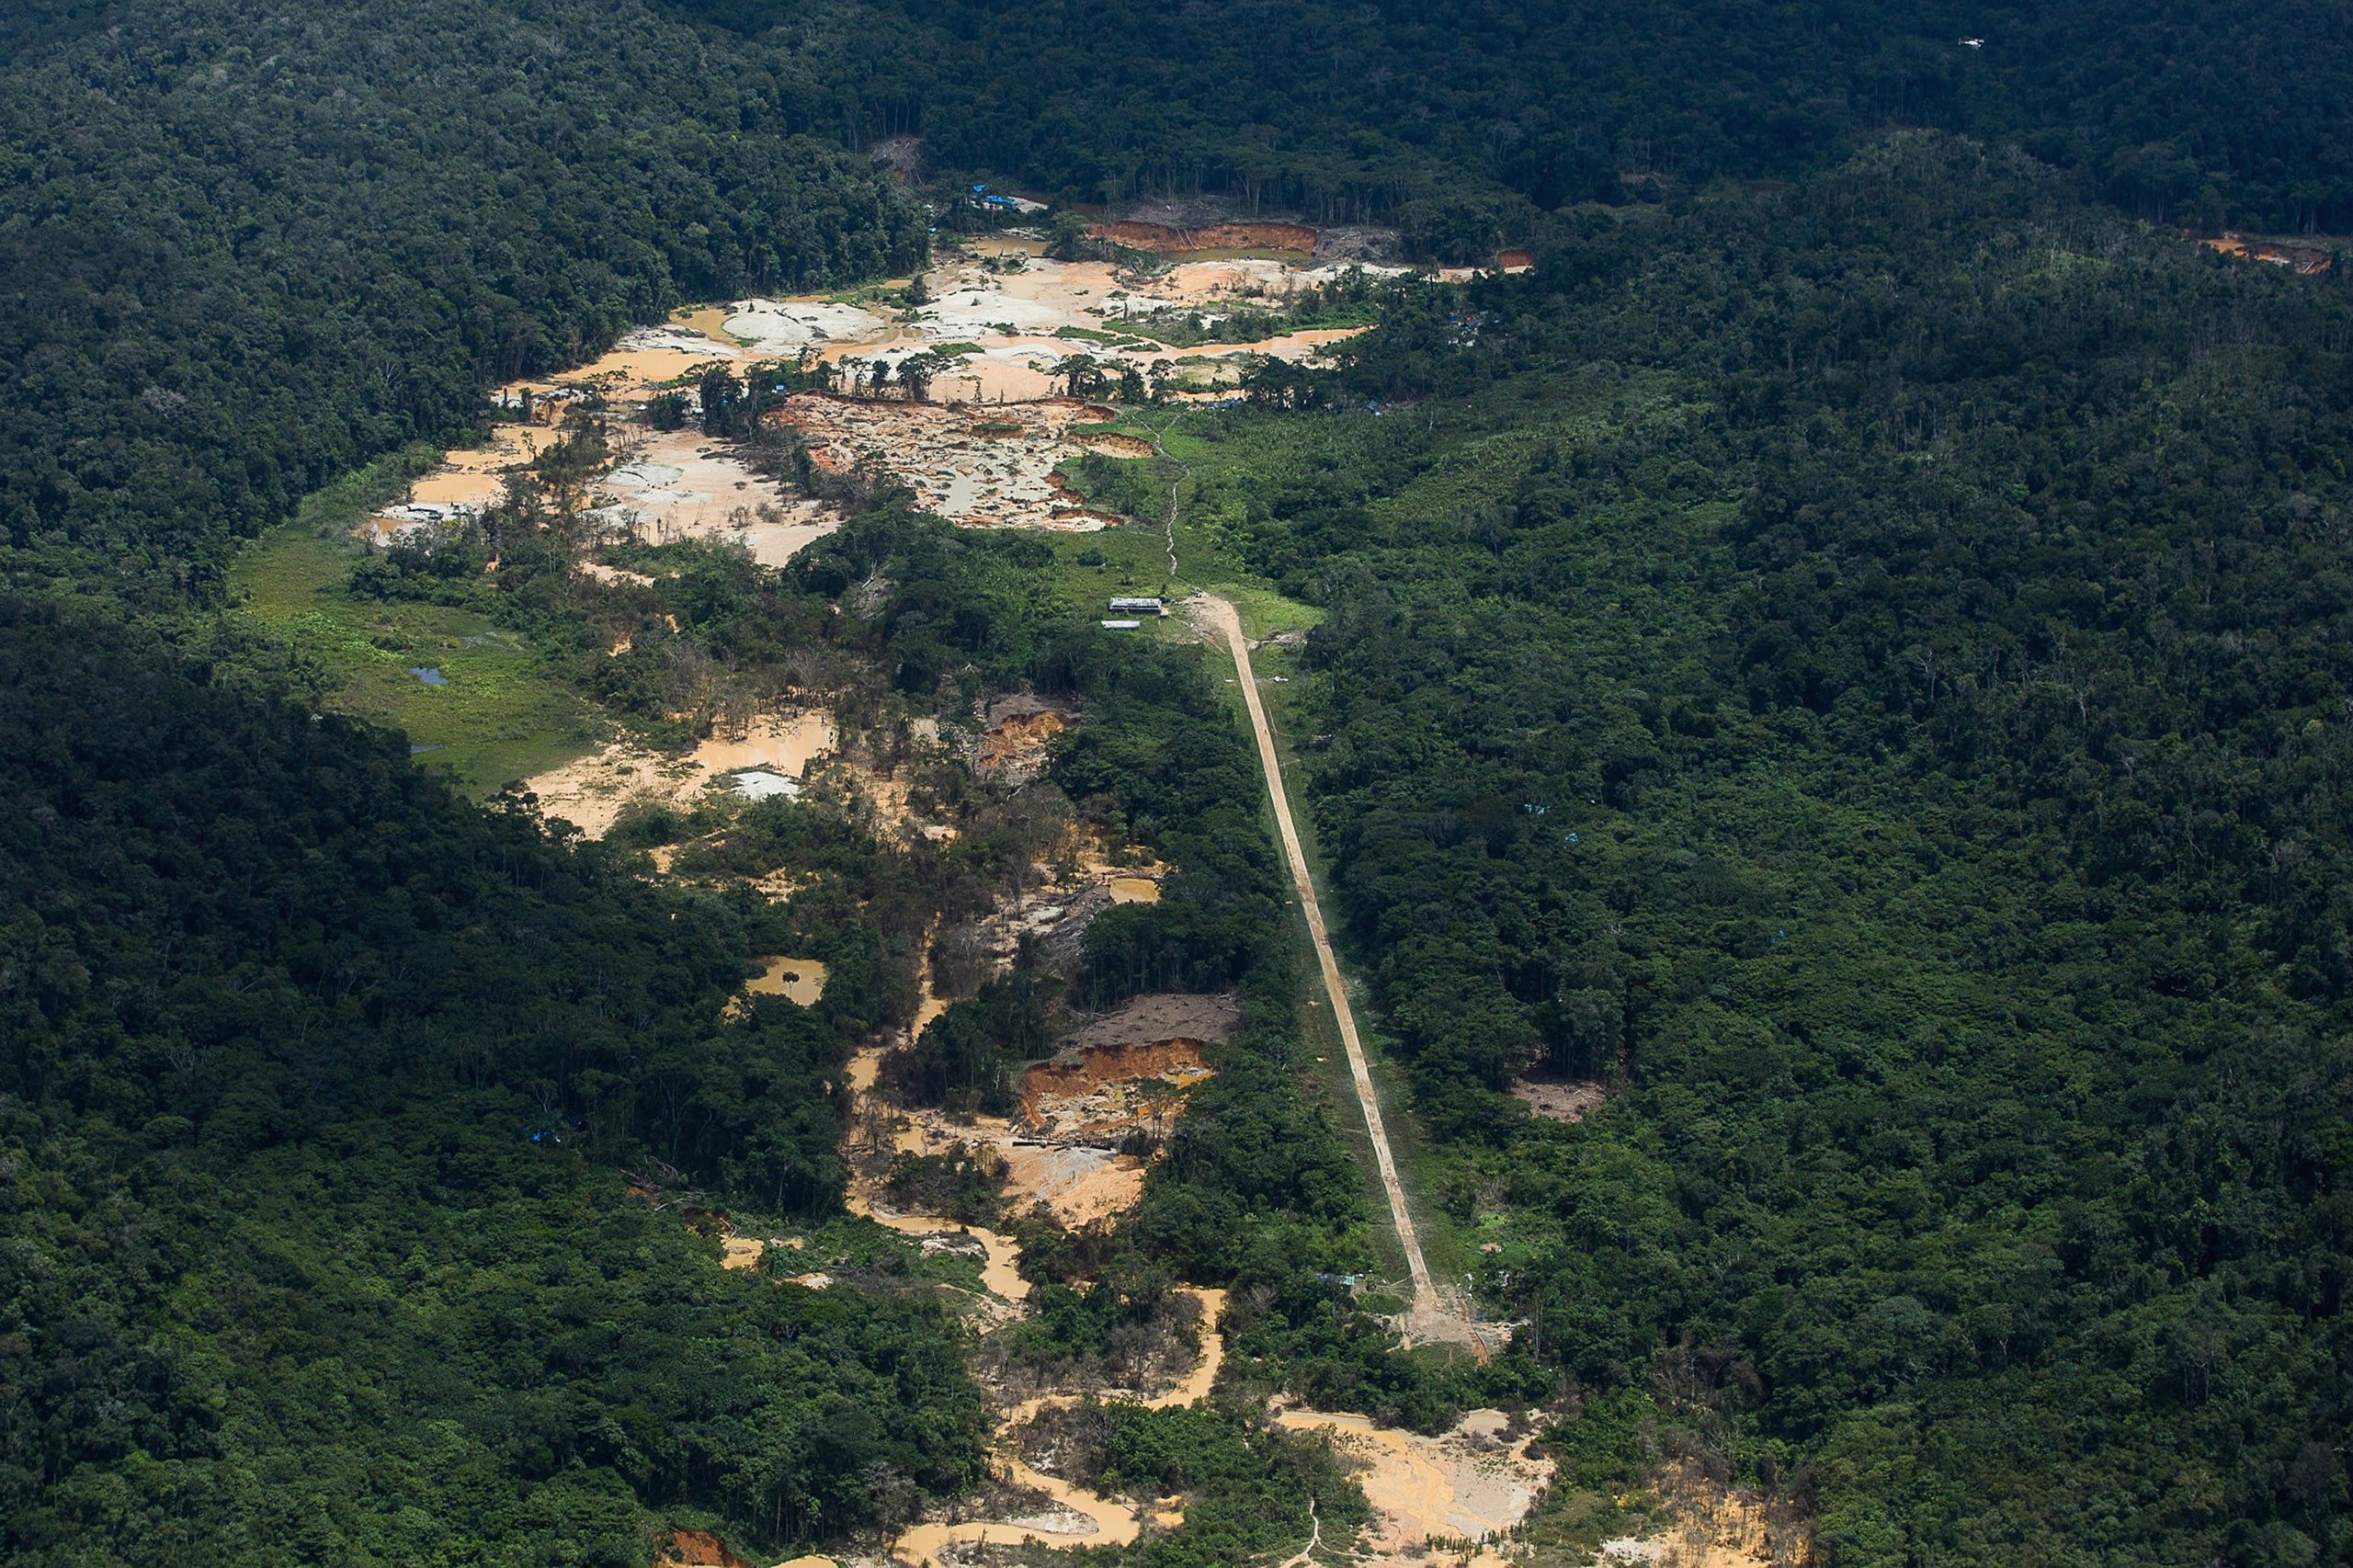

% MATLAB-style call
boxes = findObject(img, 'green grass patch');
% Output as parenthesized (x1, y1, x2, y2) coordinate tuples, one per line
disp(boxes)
(229, 449, 597, 796)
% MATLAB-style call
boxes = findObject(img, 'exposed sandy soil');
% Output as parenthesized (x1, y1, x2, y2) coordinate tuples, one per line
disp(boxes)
(722, 298, 892, 353)
(398, 426, 555, 517)
(883, 1286, 1229, 1565)
(592, 429, 841, 564)
(1000, 1144, 1146, 1226)
(383, 241, 1381, 557)
(1106, 876, 1160, 903)
(966, 700, 1078, 790)
(1089, 220, 1319, 254)
(776, 245, 1373, 458)
(556, 335, 740, 400)
(1273, 1406, 1553, 1565)
(1068, 428, 1156, 458)
(1142, 256, 1410, 305)
(1018, 1039, 1212, 1141)
(2200, 231, 2336, 274)
(374, 312, 854, 562)
(654, 1528, 757, 1568)
(1602, 1461, 1809, 1567)
(745, 955, 828, 1006)
(521, 710, 835, 837)
(975, 707, 1070, 772)
(1511, 1077, 1606, 1122)
(1165, 324, 1370, 362)
(1061, 992, 1239, 1051)
(773, 394, 1118, 530)
(578, 560, 655, 588)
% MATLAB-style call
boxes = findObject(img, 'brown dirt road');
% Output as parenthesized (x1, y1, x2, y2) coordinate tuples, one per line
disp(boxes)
(1194, 595, 1448, 1325)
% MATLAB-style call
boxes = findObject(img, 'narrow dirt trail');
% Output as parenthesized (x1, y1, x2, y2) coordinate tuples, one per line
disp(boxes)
(1145, 410, 1187, 576)
(1194, 595, 1440, 1318)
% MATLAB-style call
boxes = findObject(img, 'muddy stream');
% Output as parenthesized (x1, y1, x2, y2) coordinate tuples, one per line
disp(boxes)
(835, 971, 1227, 1567)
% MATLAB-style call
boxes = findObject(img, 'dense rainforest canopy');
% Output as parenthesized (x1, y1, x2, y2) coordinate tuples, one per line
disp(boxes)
(0, 596, 984, 1561)
(0, 0, 924, 601)
(1149, 137, 2353, 1561)
(670, 0, 2353, 236)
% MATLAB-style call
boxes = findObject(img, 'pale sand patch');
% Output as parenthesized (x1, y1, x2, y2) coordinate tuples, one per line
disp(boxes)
(593, 429, 842, 565)
(719, 1236, 765, 1270)
(723, 298, 891, 354)
(1108, 877, 1162, 903)
(1273, 1406, 1552, 1561)
(999, 1144, 1145, 1227)
(920, 285, 1074, 337)
(380, 319, 742, 531)
(894, 1289, 1227, 1564)
(578, 560, 654, 588)
(773, 394, 1115, 530)
(941, 354, 1062, 403)
(745, 955, 828, 1007)
(521, 710, 835, 838)
(891, 1459, 1136, 1567)
(1142, 256, 1407, 306)
(694, 710, 835, 776)
(1161, 324, 1371, 362)
(392, 426, 554, 519)
(563, 339, 739, 398)
(1605, 1460, 1805, 1568)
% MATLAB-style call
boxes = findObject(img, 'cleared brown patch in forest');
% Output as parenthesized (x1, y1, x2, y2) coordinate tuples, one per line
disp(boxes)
(593, 429, 841, 565)
(1272, 1406, 1552, 1564)
(1089, 220, 1319, 255)
(1018, 1039, 1213, 1140)
(655, 1528, 756, 1568)
(1602, 1460, 1812, 1567)
(2199, 231, 2336, 274)
(978, 708, 1070, 769)
(769, 394, 1117, 530)
(1071, 429, 1155, 458)
(744, 955, 827, 1006)
(1511, 1077, 1604, 1122)
(1063, 992, 1238, 1051)
(520, 710, 835, 838)
(1000, 1144, 1148, 1226)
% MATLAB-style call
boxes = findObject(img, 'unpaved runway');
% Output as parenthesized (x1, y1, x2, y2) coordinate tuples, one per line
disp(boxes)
(1195, 596, 1438, 1316)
